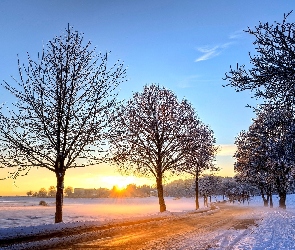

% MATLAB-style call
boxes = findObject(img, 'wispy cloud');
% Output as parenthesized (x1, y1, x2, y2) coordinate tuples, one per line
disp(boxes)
(195, 42, 233, 62)
(229, 30, 244, 39)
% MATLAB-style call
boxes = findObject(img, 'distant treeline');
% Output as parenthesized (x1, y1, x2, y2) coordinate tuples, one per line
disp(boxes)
(28, 175, 294, 199)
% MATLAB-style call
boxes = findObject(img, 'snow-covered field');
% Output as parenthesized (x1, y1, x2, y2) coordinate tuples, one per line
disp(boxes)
(0, 196, 213, 229)
(1, 195, 295, 249)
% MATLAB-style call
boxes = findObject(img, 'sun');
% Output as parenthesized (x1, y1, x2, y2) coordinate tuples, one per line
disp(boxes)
(102, 175, 137, 190)
(115, 183, 126, 190)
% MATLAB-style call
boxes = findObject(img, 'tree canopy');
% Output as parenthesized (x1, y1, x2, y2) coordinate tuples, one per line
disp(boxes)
(109, 84, 196, 211)
(0, 25, 126, 222)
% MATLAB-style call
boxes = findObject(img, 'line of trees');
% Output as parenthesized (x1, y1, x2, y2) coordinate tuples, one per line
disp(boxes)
(225, 11, 295, 209)
(0, 26, 218, 222)
(27, 177, 255, 202)
(27, 186, 73, 198)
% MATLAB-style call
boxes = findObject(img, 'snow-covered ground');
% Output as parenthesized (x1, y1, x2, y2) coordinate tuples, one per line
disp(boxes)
(178, 194, 295, 250)
(1, 195, 295, 249)
(208, 205, 295, 250)
(0, 196, 213, 229)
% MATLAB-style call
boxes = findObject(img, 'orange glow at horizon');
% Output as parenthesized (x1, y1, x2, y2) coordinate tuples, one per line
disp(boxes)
(0, 147, 236, 196)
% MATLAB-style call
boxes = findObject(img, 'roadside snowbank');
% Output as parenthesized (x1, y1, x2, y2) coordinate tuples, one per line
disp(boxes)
(232, 209, 295, 250)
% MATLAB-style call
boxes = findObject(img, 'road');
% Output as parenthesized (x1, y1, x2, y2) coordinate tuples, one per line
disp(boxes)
(54, 203, 260, 250)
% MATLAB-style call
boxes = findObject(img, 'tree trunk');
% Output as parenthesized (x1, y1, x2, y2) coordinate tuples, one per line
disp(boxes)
(195, 176, 199, 210)
(269, 194, 273, 208)
(203, 195, 208, 207)
(278, 191, 286, 209)
(156, 176, 166, 212)
(55, 171, 65, 223)
(260, 189, 268, 207)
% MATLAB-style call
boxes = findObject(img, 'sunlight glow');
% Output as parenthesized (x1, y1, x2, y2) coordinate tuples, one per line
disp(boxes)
(100, 175, 148, 189)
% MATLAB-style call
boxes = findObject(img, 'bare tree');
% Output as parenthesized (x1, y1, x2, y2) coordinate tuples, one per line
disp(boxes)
(234, 105, 295, 208)
(109, 84, 193, 212)
(224, 11, 295, 109)
(199, 175, 219, 207)
(234, 128, 274, 207)
(26, 190, 33, 196)
(180, 105, 218, 209)
(223, 11, 295, 209)
(0, 25, 126, 222)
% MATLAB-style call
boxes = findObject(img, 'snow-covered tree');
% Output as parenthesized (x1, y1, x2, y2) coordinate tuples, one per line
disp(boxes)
(234, 128, 273, 207)
(164, 178, 194, 197)
(179, 105, 218, 209)
(234, 105, 295, 208)
(109, 84, 193, 212)
(0, 25, 126, 222)
(224, 12, 295, 208)
(199, 175, 219, 207)
(224, 11, 295, 110)
(199, 174, 219, 206)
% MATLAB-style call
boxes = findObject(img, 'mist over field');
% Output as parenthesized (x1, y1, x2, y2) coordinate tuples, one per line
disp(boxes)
(2, 195, 295, 249)
(2, 194, 295, 229)
(0, 196, 210, 228)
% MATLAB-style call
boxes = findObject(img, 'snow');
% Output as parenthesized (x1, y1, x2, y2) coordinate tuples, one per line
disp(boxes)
(2, 195, 295, 249)
(176, 194, 295, 250)
(209, 208, 295, 250)
(0, 196, 212, 249)
(0, 196, 209, 228)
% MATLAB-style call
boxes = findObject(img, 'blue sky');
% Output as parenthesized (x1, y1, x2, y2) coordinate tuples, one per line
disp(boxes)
(0, 0, 294, 195)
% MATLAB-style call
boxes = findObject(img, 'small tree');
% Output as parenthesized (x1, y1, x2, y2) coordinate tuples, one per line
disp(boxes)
(38, 188, 47, 197)
(109, 84, 193, 212)
(180, 108, 218, 209)
(64, 186, 73, 197)
(26, 190, 33, 196)
(199, 175, 218, 207)
(48, 186, 56, 197)
(0, 25, 126, 222)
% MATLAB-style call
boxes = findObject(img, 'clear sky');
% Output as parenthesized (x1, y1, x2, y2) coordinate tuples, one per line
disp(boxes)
(0, 0, 294, 195)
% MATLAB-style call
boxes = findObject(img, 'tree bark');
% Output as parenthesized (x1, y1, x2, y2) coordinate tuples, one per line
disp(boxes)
(269, 194, 273, 208)
(195, 176, 199, 210)
(55, 171, 65, 223)
(278, 191, 286, 209)
(156, 175, 166, 212)
(276, 177, 287, 209)
(260, 189, 268, 207)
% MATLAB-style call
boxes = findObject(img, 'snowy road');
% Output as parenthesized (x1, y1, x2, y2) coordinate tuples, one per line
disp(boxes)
(58, 204, 260, 249)
(2, 203, 295, 249)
